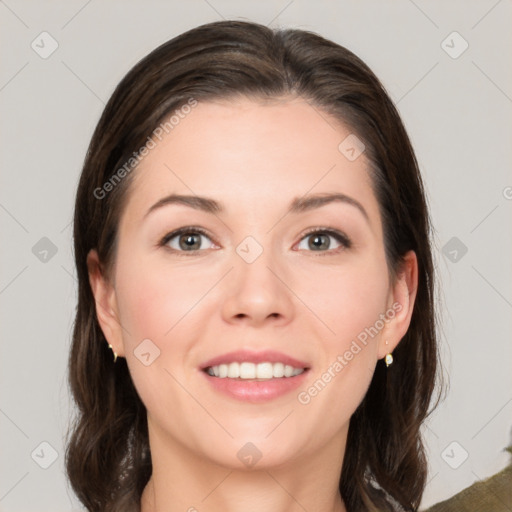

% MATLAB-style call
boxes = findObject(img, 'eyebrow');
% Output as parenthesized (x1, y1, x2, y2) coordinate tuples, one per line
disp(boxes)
(144, 192, 369, 223)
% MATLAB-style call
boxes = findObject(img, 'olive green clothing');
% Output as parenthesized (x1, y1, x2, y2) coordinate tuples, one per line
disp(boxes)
(424, 463, 512, 512)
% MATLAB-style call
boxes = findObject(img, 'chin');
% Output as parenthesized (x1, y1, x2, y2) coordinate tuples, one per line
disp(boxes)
(199, 436, 304, 471)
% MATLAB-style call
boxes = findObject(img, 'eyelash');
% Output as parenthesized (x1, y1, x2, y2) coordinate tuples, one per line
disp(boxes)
(158, 226, 352, 256)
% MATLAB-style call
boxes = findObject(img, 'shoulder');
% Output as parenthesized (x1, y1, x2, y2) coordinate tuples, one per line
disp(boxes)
(422, 463, 512, 512)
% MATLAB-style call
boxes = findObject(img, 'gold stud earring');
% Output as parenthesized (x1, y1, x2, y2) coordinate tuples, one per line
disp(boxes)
(384, 340, 393, 367)
(108, 344, 118, 363)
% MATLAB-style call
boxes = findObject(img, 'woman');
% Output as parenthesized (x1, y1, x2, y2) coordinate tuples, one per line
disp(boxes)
(66, 20, 442, 512)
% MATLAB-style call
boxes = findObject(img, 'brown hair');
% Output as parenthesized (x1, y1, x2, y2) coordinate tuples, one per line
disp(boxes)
(66, 19, 443, 512)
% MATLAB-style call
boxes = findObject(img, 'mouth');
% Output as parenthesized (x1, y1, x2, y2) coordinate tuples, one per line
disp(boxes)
(199, 350, 311, 402)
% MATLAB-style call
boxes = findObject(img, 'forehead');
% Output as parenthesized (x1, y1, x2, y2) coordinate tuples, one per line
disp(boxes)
(120, 96, 378, 227)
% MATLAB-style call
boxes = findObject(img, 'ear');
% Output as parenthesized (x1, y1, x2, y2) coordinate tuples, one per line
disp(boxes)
(87, 249, 125, 358)
(378, 250, 418, 359)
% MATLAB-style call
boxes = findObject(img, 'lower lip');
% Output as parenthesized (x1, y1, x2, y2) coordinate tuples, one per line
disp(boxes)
(201, 369, 309, 403)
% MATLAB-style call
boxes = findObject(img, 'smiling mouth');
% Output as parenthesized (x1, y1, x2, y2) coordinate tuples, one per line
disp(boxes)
(204, 361, 308, 380)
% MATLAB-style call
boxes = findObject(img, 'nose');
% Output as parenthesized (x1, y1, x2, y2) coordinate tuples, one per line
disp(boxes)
(220, 243, 295, 327)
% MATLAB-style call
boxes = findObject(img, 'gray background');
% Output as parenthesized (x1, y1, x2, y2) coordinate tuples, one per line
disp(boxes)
(1, 1, 511, 510)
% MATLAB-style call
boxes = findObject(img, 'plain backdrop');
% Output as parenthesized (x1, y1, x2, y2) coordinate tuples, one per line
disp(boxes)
(1, 1, 511, 511)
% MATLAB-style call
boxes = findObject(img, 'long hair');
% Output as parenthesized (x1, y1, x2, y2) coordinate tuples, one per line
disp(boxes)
(66, 20, 444, 512)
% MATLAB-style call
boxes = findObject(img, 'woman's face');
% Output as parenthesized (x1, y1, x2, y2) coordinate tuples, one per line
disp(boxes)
(89, 96, 416, 470)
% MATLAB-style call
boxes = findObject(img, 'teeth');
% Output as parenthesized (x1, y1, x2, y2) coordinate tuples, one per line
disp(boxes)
(206, 362, 305, 380)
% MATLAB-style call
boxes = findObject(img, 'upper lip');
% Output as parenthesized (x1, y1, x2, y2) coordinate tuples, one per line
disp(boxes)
(200, 350, 310, 370)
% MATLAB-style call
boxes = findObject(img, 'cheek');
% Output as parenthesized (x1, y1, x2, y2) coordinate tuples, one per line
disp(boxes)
(296, 255, 388, 411)
(115, 257, 208, 345)
(301, 260, 389, 412)
(304, 255, 390, 346)
(113, 257, 205, 413)
(297, 266, 386, 431)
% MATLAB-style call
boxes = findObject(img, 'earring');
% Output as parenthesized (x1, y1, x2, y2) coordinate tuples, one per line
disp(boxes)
(108, 344, 118, 363)
(384, 340, 393, 367)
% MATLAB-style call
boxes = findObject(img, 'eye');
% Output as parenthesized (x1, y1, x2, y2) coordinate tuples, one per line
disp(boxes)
(296, 228, 351, 253)
(159, 226, 351, 256)
(160, 226, 216, 254)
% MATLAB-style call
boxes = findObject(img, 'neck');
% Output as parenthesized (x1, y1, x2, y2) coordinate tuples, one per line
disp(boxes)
(141, 472, 347, 512)
(140, 428, 348, 512)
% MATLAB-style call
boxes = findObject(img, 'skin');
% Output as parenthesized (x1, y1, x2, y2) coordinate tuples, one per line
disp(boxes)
(87, 95, 418, 512)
